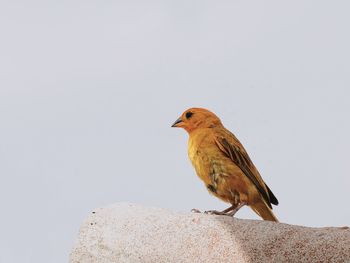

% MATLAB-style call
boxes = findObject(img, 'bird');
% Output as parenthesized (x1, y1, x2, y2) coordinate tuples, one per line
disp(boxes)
(171, 108, 279, 222)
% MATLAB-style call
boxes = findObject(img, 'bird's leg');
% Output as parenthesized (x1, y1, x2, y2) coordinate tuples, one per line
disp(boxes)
(191, 206, 234, 215)
(204, 205, 237, 215)
(225, 202, 246, 217)
(191, 199, 246, 216)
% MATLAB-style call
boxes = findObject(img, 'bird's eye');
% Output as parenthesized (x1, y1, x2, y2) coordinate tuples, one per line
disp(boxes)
(185, 111, 193, 119)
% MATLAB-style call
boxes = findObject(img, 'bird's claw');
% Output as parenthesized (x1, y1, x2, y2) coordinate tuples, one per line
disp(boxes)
(191, 209, 224, 215)
(204, 210, 224, 215)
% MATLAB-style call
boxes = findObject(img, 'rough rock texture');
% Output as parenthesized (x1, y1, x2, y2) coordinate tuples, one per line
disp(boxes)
(70, 203, 350, 263)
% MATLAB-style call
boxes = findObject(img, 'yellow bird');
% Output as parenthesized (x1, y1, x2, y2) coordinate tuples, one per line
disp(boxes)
(172, 108, 279, 221)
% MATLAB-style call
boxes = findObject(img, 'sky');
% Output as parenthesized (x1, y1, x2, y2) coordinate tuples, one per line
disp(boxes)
(0, 1, 350, 262)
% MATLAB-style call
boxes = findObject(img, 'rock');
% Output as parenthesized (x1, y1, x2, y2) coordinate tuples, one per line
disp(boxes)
(70, 203, 350, 263)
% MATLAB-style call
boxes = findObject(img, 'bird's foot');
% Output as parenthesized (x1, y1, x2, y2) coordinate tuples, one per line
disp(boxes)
(204, 203, 247, 217)
(204, 210, 228, 215)
(191, 203, 246, 217)
(191, 208, 227, 215)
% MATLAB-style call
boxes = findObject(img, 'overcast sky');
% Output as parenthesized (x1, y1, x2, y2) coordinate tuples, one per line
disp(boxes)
(1, 1, 350, 262)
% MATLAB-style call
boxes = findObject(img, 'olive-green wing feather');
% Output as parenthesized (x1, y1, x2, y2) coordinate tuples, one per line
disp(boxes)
(214, 131, 278, 208)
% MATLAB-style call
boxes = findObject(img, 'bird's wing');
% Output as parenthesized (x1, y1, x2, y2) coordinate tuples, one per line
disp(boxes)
(213, 129, 276, 208)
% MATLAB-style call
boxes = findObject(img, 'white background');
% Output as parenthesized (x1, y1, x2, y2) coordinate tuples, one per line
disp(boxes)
(1, 1, 349, 262)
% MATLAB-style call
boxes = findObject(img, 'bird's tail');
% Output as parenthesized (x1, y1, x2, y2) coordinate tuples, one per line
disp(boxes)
(250, 201, 279, 222)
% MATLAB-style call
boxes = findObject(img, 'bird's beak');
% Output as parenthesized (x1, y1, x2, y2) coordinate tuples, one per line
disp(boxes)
(171, 117, 183, 127)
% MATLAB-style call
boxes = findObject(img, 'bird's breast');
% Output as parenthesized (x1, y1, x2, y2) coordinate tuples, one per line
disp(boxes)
(188, 131, 226, 185)
(188, 130, 249, 204)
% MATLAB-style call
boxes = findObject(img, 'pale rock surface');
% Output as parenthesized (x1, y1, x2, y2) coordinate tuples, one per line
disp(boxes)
(70, 203, 350, 263)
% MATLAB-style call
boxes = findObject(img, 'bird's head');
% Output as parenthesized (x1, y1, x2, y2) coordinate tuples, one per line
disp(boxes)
(171, 108, 223, 133)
